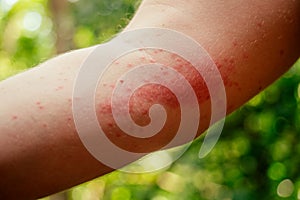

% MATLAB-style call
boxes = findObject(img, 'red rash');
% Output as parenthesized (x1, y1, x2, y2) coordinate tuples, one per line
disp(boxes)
(257, 21, 264, 28)
(94, 49, 216, 152)
(233, 41, 238, 47)
(243, 53, 249, 59)
(94, 47, 248, 152)
(11, 115, 18, 120)
(35, 101, 45, 110)
(214, 55, 239, 89)
(55, 86, 64, 91)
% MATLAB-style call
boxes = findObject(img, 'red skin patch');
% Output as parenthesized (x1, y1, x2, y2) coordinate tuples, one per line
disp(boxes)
(95, 50, 216, 153)
(257, 21, 264, 28)
(97, 91, 181, 153)
(214, 56, 236, 89)
(11, 115, 18, 120)
(243, 53, 249, 59)
(36, 101, 45, 110)
(215, 61, 223, 69)
(233, 41, 238, 47)
(107, 122, 114, 128)
(98, 104, 112, 115)
(153, 50, 159, 54)
(55, 86, 64, 91)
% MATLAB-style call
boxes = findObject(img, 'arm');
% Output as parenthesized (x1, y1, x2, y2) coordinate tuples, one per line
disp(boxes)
(0, 0, 299, 199)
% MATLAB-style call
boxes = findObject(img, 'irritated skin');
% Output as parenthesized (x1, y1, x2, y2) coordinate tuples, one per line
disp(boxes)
(0, 0, 299, 199)
(96, 49, 211, 153)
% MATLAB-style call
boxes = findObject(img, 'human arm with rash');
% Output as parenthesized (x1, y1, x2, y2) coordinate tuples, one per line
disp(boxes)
(0, 0, 299, 199)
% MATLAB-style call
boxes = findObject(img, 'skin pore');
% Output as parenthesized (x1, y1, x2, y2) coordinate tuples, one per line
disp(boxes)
(0, 0, 299, 199)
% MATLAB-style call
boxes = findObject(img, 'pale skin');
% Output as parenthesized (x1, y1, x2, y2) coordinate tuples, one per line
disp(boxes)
(0, 0, 299, 199)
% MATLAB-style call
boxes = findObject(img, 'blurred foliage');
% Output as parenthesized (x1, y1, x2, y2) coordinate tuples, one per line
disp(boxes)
(1, 0, 300, 200)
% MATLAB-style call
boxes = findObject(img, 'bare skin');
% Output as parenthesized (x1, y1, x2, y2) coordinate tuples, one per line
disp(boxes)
(0, 0, 299, 199)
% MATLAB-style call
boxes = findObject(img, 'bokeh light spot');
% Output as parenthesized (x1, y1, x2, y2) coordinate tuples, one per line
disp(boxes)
(73, 27, 94, 48)
(270, 140, 290, 161)
(111, 187, 131, 200)
(267, 162, 287, 181)
(157, 172, 184, 193)
(23, 11, 42, 32)
(277, 179, 294, 198)
(152, 196, 168, 200)
(248, 94, 263, 107)
(1, 0, 18, 11)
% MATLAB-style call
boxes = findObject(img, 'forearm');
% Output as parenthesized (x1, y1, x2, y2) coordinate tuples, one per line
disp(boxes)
(0, 48, 112, 198)
(0, 0, 299, 199)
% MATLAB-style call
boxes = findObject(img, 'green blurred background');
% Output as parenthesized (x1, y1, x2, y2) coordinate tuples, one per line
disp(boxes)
(1, 0, 300, 199)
